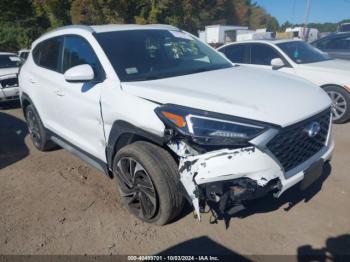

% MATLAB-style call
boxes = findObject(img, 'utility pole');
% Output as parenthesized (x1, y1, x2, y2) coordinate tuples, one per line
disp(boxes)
(303, 0, 312, 41)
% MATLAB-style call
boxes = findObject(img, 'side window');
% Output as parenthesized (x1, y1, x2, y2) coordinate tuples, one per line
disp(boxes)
(220, 45, 248, 64)
(33, 37, 63, 72)
(250, 44, 282, 66)
(314, 39, 326, 50)
(63, 35, 102, 78)
(320, 36, 350, 50)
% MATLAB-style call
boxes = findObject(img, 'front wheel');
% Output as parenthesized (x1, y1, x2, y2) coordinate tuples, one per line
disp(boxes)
(113, 141, 184, 225)
(324, 85, 350, 124)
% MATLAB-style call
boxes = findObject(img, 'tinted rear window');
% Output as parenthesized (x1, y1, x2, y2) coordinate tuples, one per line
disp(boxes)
(33, 37, 62, 72)
(220, 45, 248, 63)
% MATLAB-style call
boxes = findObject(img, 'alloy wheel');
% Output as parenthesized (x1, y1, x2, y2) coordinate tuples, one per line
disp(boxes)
(115, 157, 158, 220)
(27, 110, 41, 147)
(327, 90, 347, 121)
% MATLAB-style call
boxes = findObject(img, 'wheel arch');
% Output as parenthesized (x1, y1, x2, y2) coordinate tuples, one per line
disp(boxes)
(20, 92, 34, 117)
(106, 120, 166, 170)
(321, 84, 350, 94)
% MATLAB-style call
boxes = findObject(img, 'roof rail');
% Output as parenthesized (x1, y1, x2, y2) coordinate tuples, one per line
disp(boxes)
(146, 24, 179, 30)
(39, 24, 95, 39)
(51, 24, 95, 33)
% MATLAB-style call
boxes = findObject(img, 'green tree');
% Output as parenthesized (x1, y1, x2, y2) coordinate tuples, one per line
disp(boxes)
(32, 0, 71, 28)
(0, 0, 46, 50)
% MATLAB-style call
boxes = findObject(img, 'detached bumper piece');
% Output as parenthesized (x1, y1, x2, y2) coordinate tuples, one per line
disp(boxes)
(199, 177, 281, 222)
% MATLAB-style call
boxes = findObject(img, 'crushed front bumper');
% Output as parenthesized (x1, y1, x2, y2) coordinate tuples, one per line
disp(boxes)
(170, 138, 334, 220)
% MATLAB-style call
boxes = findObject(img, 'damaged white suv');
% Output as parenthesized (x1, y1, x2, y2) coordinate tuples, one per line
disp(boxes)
(19, 24, 334, 225)
(0, 53, 21, 102)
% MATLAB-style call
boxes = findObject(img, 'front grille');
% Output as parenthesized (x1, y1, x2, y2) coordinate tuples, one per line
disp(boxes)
(267, 109, 331, 172)
(0, 77, 18, 89)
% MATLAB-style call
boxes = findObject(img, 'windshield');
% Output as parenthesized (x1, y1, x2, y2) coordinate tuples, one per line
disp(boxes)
(94, 29, 232, 82)
(0, 55, 21, 69)
(277, 41, 332, 64)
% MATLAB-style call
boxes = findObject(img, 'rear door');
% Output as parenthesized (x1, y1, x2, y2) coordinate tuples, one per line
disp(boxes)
(53, 35, 107, 161)
(30, 36, 64, 132)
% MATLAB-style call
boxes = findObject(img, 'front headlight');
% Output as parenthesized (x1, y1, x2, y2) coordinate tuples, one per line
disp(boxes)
(155, 104, 267, 146)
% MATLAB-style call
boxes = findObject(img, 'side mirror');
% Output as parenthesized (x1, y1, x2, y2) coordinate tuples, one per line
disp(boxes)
(64, 64, 94, 82)
(271, 58, 285, 70)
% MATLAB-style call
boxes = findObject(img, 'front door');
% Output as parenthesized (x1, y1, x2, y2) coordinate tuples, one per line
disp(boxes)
(248, 43, 296, 75)
(53, 35, 107, 162)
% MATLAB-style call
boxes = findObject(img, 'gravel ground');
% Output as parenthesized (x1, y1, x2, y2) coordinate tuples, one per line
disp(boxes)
(0, 103, 349, 260)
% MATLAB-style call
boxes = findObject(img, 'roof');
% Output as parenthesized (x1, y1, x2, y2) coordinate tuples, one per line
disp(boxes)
(0, 52, 17, 56)
(48, 24, 179, 35)
(225, 39, 302, 45)
(91, 24, 179, 33)
(34, 24, 181, 47)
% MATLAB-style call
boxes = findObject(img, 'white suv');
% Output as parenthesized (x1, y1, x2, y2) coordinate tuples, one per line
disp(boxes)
(19, 25, 334, 225)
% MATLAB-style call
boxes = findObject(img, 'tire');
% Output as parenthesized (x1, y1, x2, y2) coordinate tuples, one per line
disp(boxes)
(25, 104, 56, 151)
(324, 85, 350, 124)
(113, 141, 184, 225)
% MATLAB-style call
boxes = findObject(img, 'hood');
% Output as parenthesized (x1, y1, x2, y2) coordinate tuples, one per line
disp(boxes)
(301, 59, 350, 74)
(0, 67, 19, 78)
(121, 66, 331, 127)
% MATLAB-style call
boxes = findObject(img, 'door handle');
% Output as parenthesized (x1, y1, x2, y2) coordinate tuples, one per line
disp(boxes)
(29, 78, 37, 84)
(54, 89, 64, 97)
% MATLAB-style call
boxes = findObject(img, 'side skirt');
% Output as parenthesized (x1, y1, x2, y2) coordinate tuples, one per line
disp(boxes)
(46, 129, 111, 177)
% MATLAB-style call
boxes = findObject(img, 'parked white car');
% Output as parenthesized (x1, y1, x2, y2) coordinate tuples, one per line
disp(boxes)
(19, 25, 333, 225)
(0, 52, 21, 102)
(218, 39, 350, 123)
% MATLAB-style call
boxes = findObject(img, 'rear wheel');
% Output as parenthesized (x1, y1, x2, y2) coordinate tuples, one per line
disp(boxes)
(113, 141, 184, 225)
(324, 85, 350, 124)
(25, 104, 56, 151)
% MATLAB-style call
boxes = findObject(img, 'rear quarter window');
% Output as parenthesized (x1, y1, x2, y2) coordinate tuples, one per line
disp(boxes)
(32, 37, 63, 72)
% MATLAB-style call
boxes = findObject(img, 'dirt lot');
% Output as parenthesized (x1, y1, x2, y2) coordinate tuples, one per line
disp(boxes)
(1, 103, 349, 259)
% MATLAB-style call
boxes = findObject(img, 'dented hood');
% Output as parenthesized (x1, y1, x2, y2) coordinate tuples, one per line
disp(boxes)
(121, 66, 331, 127)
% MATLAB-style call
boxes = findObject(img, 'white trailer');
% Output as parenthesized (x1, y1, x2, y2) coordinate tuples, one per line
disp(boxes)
(204, 25, 249, 45)
(285, 27, 319, 42)
(236, 28, 275, 42)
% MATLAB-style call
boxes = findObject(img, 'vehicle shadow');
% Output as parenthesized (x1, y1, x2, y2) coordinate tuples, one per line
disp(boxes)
(0, 112, 29, 170)
(0, 100, 21, 110)
(297, 234, 350, 262)
(156, 236, 251, 262)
